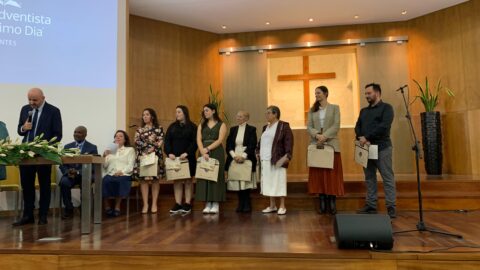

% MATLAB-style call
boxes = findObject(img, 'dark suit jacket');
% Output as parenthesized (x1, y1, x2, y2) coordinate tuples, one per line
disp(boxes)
(17, 102, 62, 143)
(258, 121, 294, 169)
(225, 124, 257, 172)
(59, 140, 98, 176)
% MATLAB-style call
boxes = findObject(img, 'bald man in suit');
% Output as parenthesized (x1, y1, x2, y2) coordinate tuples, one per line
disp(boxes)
(14, 88, 62, 226)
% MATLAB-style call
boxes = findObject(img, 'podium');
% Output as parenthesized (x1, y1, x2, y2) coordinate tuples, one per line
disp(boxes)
(20, 155, 104, 234)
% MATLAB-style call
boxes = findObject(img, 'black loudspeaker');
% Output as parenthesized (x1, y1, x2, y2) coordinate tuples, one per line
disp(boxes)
(334, 214, 394, 250)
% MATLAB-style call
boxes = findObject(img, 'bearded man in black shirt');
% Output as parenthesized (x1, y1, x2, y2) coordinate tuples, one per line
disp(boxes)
(355, 83, 396, 219)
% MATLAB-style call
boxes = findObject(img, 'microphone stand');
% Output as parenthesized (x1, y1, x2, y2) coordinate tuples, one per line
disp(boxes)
(393, 86, 462, 239)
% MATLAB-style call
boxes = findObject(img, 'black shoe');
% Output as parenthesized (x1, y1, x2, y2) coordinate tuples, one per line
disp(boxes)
(62, 209, 74, 220)
(105, 208, 114, 217)
(169, 203, 183, 214)
(242, 199, 252, 213)
(236, 191, 244, 213)
(328, 195, 337, 215)
(181, 203, 192, 214)
(112, 209, 121, 217)
(319, 194, 327, 214)
(242, 190, 252, 213)
(387, 207, 396, 219)
(356, 205, 377, 214)
(38, 216, 48, 225)
(12, 217, 34, 227)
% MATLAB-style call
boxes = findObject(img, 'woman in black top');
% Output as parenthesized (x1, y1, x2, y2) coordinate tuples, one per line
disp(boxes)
(164, 105, 197, 214)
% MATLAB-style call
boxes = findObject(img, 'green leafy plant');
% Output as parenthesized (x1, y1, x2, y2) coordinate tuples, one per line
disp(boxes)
(0, 134, 80, 165)
(208, 84, 229, 124)
(412, 77, 455, 112)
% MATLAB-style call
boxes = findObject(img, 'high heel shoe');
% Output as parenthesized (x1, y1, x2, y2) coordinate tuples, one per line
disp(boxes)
(142, 204, 149, 214)
(151, 204, 158, 214)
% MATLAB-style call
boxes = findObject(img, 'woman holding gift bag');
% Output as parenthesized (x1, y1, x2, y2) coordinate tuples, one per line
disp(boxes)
(164, 105, 197, 214)
(133, 108, 165, 214)
(195, 103, 227, 214)
(258, 106, 293, 215)
(225, 111, 257, 213)
(307, 86, 344, 215)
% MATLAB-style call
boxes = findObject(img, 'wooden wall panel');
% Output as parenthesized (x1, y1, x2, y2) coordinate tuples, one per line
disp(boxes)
(407, 0, 479, 174)
(128, 16, 221, 134)
(460, 0, 480, 111)
(442, 112, 472, 174)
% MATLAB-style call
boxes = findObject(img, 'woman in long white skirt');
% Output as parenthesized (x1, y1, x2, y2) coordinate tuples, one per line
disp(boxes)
(258, 106, 293, 215)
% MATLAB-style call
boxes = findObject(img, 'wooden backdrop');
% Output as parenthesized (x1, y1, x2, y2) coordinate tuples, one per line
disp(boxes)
(128, 0, 480, 175)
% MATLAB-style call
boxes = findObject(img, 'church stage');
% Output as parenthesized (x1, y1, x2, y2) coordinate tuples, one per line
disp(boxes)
(0, 175, 480, 269)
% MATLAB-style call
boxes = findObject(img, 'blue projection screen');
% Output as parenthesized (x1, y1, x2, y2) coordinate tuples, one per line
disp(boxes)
(0, 0, 117, 88)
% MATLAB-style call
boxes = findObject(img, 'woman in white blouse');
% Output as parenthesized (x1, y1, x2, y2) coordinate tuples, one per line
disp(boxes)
(258, 106, 293, 215)
(102, 130, 136, 217)
(225, 111, 257, 213)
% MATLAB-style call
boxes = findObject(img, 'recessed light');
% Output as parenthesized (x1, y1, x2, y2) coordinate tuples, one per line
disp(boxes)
(308, 18, 314, 22)
(401, 10, 407, 15)
(354, 15, 359, 19)
(265, 21, 270, 25)
(221, 25, 227, 29)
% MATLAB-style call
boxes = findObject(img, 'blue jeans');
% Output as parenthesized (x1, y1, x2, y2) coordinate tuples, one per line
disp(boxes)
(363, 146, 396, 209)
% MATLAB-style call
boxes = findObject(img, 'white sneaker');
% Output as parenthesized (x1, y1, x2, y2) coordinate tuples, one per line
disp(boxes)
(202, 202, 212, 214)
(277, 208, 287, 215)
(262, 206, 277, 213)
(210, 202, 219, 214)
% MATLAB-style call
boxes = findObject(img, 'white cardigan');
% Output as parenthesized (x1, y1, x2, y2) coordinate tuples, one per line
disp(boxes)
(103, 146, 136, 176)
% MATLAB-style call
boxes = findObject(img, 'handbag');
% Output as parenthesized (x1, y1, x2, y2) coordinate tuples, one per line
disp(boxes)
(307, 144, 334, 169)
(165, 158, 191, 181)
(139, 152, 158, 177)
(140, 152, 156, 167)
(195, 157, 219, 182)
(228, 160, 252, 181)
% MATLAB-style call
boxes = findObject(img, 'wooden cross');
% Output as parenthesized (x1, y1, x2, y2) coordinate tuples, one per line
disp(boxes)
(277, 55, 336, 123)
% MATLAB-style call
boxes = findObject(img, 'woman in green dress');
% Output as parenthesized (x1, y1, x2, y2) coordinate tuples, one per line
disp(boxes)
(195, 104, 227, 214)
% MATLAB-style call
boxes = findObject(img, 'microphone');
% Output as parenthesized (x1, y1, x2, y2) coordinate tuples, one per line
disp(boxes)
(27, 110, 33, 122)
(396, 84, 408, 92)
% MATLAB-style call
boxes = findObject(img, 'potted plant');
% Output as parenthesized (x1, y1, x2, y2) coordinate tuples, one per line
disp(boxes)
(208, 84, 229, 124)
(412, 77, 454, 175)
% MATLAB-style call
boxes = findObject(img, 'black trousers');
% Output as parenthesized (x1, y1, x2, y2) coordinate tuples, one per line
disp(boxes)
(19, 165, 52, 218)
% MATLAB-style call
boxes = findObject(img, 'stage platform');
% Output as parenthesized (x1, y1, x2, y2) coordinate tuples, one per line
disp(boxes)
(1, 174, 480, 269)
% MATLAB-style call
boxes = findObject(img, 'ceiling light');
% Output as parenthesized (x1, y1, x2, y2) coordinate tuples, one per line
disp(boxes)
(354, 15, 359, 19)
(401, 10, 407, 15)
(308, 18, 314, 22)
(221, 25, 227, 29)
(265, 22, 270, 25)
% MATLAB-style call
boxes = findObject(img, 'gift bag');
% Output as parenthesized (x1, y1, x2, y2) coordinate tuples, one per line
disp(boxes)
(195, 157, 219, 182)
(307, 144, 334, 169)
(139, 153, 158, 177)
(227, 160, 252, 181)
(165, 158, 191, 181)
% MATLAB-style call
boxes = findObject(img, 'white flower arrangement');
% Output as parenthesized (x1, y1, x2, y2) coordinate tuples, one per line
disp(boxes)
(0, 134, 80, 165)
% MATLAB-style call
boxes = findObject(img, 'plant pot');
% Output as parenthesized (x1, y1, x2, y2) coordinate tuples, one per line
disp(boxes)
(420, 111, 442, 175)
